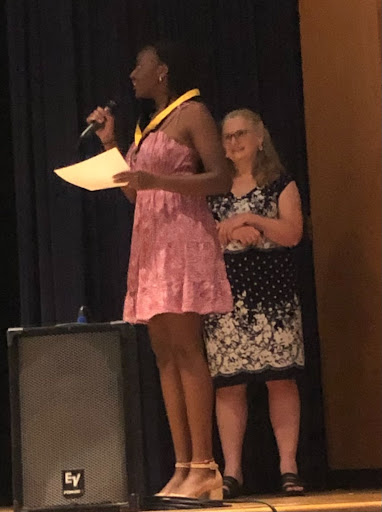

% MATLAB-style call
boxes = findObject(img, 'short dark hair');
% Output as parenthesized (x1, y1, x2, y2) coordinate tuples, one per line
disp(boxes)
(141, 40, 201, 96)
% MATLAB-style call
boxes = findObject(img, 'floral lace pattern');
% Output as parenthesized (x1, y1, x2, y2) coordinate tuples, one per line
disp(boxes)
(204, 288, 304, 378)
(204, 174, 304, 380)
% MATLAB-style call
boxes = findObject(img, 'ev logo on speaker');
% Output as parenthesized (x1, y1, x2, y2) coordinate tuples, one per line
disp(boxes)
(62, 469, 85, 498)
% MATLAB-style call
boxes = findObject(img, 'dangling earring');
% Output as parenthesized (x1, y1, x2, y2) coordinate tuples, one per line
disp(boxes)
(259, 144, 263, 151)
(159, 75, 163, 83)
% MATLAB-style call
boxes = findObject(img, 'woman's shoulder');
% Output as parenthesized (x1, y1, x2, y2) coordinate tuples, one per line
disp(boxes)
(176, 100, 219, 143)
(178, 100, 213, 122)
(267, 171, 295, 194)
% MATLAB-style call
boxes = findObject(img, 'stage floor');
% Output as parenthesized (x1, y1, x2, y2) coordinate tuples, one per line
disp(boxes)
(222, 489, 381, 512)
(1, 490, 381, 512)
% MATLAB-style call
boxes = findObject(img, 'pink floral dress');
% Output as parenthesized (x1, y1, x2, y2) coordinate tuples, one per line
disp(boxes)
(123, 129, 233, 324)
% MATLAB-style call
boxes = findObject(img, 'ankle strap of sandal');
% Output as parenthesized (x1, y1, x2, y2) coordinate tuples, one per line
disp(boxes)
(190, 460, 219, 470)
(175, 461, 191, 468)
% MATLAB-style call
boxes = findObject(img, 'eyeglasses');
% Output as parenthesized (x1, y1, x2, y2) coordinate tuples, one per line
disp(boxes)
(222, 129, 252, 143)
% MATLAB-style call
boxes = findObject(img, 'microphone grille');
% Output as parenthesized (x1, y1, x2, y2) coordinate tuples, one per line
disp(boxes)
(106, 99, 117, 112)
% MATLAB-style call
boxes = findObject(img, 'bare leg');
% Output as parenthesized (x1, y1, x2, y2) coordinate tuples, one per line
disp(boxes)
(149, 313, 219, 497)
(216, 384, 247, 485)
(266, 379, 303, 491)
(148, 316, 191, 494)
(164, 313, 218, 496)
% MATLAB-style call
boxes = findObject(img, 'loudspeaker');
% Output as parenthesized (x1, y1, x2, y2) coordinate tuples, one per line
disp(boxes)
(7, 322, 145, 512)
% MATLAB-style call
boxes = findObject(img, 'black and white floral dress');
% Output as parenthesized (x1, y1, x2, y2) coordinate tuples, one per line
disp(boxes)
(204, 173, 304, 387)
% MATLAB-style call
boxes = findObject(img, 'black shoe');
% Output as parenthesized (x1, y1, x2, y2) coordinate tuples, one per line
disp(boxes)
(222, 476, 242, 499)
(280, 472, 305, 497)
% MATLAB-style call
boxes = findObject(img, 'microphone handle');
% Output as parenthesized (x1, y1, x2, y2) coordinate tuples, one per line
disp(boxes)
(79, 120, 104, 139)
(79, 100, 117, 139)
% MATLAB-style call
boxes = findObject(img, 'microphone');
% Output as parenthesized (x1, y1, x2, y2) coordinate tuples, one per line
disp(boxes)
(80, 99, 117, 139)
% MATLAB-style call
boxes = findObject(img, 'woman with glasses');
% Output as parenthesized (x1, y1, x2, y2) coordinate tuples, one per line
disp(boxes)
(204, 109, 305, 498)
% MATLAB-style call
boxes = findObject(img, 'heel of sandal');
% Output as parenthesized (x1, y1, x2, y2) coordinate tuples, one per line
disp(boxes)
(204, 485, 223, 500)
(190, 459, 223, 500)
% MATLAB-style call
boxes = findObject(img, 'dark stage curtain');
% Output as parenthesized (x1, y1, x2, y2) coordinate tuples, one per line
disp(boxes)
(5, 0, 327, 497)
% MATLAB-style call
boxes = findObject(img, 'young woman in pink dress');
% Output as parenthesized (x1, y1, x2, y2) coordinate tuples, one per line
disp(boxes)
(87, 41, 233, 499)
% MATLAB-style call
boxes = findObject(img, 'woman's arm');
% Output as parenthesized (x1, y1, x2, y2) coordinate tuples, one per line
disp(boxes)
(115, 103, 232, 196)
(156, 102, 232, 195)
(86, 107, 137, 202)
(242, 182, 303, 246)
(229, 226, 261, 246)
(217, 181, 303, 247)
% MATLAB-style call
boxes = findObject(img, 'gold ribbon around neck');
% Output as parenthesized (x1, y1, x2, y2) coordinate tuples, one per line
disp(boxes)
(134, 88, 201, 146)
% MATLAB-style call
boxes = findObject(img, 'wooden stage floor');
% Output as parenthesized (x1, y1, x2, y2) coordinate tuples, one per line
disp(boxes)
(1, 490, 381, 512)
(221, 489, 381, 512)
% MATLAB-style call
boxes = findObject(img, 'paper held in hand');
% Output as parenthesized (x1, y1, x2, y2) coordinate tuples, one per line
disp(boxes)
(54, 148, 129, 191)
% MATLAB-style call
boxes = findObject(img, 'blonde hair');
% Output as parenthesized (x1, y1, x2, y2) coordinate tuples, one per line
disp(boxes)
(223, 109, 285, 187)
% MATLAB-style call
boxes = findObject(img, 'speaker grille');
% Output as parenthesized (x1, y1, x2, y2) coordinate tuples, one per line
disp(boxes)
(17, 330, 128, 508)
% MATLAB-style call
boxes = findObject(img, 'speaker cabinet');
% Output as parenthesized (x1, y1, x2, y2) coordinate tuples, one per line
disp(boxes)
(7, 322, 145, 511)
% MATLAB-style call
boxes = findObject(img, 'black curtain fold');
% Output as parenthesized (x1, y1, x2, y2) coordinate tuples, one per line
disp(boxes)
(5, 0, 327, 497)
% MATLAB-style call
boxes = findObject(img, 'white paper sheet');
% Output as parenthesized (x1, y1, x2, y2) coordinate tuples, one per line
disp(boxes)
(54, 148, 129, 191)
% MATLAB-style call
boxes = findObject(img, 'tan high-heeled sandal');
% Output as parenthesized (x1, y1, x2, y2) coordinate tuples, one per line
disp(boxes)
(168, 459, 223, 500)
(155, 462, 190, 496)
(190, 460, 223, 500)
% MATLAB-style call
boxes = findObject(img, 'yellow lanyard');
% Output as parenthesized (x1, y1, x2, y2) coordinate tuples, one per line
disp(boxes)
(134, 88, 201, 146)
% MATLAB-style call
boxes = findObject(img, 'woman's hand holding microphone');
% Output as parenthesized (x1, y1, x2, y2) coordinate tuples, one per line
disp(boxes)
(86, 105, 159, 195)
(86, 106, 116, 150)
